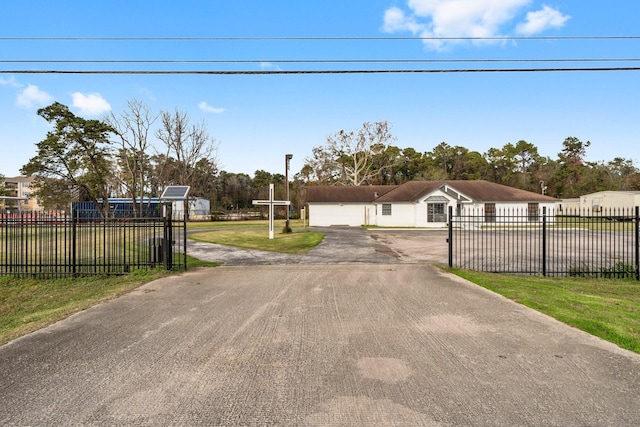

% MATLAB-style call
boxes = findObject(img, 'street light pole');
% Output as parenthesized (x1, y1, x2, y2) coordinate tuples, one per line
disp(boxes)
(285, 154, 293, 232)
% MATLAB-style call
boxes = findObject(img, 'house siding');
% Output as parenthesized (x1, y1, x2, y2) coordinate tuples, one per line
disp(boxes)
(308, 203, 373, 227)
(375, 203, 415, 227)
(460, 202, 557, 224)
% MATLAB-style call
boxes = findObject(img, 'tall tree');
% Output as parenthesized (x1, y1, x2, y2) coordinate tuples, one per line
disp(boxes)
(371, 145, 403, 184)
(398, 147, 428, 181)
(604, 157, 640, 190)
(483, 146, 516, 185)
(554, 136, 591, 197)
(303, 145, 341, 184)
(21, 102, 114, 217)
(106, 99, 157, 217)
(155, 109, 220, 217)
(428, 142, 456, 178)
(509, 140, 540, 189)
(304, 121, 395, 186)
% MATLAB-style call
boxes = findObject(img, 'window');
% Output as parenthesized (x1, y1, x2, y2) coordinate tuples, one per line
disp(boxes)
(484, 203, 496, 223)
(382, 204, 392, 216)
(427, 203, 447, 223)
(527, 203, 539, 222)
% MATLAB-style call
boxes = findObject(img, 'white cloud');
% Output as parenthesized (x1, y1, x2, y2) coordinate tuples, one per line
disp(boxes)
(0, 76, 21, 88)
(260, 62, 282, 71)
(137, 87, 157, 102)
(382, 7, 425, 34)
(71, 92, 111, 115)
(516, 5, 570, 35)
(198, 101, 225, 114)
(16, 84, 53, 109)
(383, 1, 568, 50)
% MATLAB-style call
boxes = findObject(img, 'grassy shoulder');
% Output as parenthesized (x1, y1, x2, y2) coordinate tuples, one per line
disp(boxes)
(189, 228, 324, 254)
(0, 256, 219, 346)
(450, 268, 640, 354)
(187, 218, 306, 230)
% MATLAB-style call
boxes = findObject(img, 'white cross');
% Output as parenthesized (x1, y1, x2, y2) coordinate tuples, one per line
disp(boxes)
(252, 183, 291, 239)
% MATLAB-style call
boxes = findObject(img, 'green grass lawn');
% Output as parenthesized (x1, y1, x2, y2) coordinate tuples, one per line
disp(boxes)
(450, 269, 640, 353)
(0, 255, 218, 346)
(0, 269, 168, 345)
(189, 228, 324, 254)
(187, 218, 306, 230)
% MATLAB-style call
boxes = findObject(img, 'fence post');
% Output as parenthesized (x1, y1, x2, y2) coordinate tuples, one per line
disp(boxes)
(72, 208, 78, 277)
(634, 206, 640, 280)
(183, 211, 188, 271)
(542, 206, 547, 277)
(448, 205, 453, 268)
(163, 203, 173, 270)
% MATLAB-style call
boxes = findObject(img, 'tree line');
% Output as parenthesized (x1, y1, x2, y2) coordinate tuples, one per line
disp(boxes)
(16, 104, 640, 217)
(300, 121, 640, 198)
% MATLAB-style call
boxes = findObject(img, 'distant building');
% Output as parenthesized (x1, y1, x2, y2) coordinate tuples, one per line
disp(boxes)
(173, 197, 211, 220)
(1, 176, 42, 211)
(579, 191, 640, 213)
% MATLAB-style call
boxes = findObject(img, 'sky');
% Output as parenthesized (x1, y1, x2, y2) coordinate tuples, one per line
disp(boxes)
(1, 0, 639, 179)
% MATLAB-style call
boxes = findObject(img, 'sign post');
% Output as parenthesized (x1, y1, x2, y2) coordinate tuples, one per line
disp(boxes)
(252, 184, 291, 239)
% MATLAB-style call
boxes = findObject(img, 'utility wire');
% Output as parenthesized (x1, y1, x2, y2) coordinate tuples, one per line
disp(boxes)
(1, 36, 640, 41)
(2, 58, 640, 64)
(3, 67, 640, 75)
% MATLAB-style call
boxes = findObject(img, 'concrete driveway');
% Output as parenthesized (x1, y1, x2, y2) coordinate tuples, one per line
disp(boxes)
(188, 227, 450, 265)
(1, 228, 639, 426)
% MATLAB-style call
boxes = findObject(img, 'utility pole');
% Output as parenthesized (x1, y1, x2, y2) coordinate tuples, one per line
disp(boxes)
(285, 154, 293, 233)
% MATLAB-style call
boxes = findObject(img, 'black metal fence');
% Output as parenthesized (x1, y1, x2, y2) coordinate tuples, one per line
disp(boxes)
(448, 206, 640, 280)
(0, 208, 187, 278)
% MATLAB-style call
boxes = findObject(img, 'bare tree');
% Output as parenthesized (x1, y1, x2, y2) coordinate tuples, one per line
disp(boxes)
(155, 109, 220, 217)
(304, 121, 395, 186)
(106, 99, 157, 216)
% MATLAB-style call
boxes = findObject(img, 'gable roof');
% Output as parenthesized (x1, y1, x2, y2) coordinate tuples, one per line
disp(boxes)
(374, 181, 444, 202)
(307, 180, 558, 204)
(437, 180, 558, 203)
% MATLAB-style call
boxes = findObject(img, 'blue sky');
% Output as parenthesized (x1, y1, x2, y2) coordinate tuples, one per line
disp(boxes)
(1, 0, 638, 179)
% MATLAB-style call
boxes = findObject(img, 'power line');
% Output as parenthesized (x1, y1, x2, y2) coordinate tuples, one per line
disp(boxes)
(2, 58, 640, 64)
(1, 36, 640, 41)
(2, 67, 639, 75)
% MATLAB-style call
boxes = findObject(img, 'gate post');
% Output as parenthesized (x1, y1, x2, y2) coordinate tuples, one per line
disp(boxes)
(163, 203, 173, 270)
(448, 205, 453, 268)
(183, 211, 188, 271)
(635, 206, 639, 281)
(542, 206, 547, 277)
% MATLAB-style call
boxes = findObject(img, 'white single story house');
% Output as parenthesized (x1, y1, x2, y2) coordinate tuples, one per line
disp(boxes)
(306, 180, 558, 227)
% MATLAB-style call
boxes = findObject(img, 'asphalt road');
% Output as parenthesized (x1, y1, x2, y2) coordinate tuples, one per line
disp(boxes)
(1, 228, 639, 426)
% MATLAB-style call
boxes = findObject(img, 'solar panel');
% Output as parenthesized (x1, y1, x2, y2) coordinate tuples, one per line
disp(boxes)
(160, 186, 191, 200)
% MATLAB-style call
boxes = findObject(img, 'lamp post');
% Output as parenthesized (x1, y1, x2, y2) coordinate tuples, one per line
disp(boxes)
(285, 154, 293, 232)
